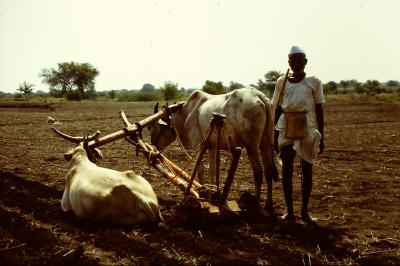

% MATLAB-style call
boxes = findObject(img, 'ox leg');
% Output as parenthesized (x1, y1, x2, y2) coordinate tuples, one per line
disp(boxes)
(247, 148, 263, 208)
(261, 148, 278, 214)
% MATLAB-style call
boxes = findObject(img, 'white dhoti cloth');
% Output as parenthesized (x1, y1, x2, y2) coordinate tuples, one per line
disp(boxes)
(278, 126, 321, 164)
(272, 76, 325, 164)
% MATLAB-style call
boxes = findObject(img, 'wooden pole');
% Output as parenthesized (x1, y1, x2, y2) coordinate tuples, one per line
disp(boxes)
(157, 152, 202, 189)
(120, 109, 202, 190)
(213, 113, 225, 190)
(152, 163, 200, 198)
(134, 133, 200, 198)
(185, 118, 216, 195)
(275, 68, 290, 114)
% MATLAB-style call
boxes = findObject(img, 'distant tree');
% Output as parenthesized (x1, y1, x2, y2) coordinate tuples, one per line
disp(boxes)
(353, 82, 364, 94)
(264, 70, 283, 83)
(17, 81, 34, 100)
(255, 79, 268, 94)
(386, 80, 399, 87)
(108, 90, 116, 100)
(0, 91, 7, 99)
(179, 87, 187, 95)
(339, 80, 350, 89)
(256, 70, 283, 95)
(323, 81, 338, 94)
(85, 87, 97, 99)
(347, 79, 359, 86)
(202, 80, 225, 95)
(40, 62, 99, 100)
(141, 83, 155, 92)
(161, 81, 179, 101)
(116, 90, 162, 102)
(228, 81, 245, 91)
(363, 80, 381, 95)
(35, 90, 48, 96)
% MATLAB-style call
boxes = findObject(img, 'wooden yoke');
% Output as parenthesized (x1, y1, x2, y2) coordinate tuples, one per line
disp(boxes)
(87, 103, 183, 149)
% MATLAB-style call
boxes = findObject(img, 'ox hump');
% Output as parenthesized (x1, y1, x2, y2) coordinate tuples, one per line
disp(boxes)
(187, 90, 209, 102)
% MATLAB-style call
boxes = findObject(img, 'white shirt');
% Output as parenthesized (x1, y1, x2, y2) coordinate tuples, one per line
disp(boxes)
(272, 75, 325, 163)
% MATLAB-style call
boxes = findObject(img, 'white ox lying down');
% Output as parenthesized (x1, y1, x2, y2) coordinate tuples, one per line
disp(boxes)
(150, 87, 278, 211)
(54, 129, 163, 225)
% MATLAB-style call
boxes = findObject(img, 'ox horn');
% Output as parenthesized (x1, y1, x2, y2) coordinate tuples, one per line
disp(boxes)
(153, 102, 159, 114)
(52, 127, 101, 143)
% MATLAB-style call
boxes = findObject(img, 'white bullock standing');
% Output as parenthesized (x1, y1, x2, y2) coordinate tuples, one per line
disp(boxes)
(149, 87, 278, 211)
(53, 128, 163, 225)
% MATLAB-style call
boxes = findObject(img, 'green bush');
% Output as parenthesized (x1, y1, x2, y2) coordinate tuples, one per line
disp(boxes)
(135, 92, 160, 101)
(65, 90, 83, 101)
(116, 90, 162, 102)
(202, 80, 225, 95)
(161, 82, 179, 101)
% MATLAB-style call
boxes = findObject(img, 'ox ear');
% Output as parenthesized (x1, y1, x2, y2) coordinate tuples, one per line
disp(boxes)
(161, 115, 171, 126)
(158, 120, 174, 131)
(64, 149, 74, 161)
(94, 148, 103, 159)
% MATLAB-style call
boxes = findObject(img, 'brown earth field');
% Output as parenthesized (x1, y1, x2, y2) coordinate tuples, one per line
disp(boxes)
(0, 100, 399, 266)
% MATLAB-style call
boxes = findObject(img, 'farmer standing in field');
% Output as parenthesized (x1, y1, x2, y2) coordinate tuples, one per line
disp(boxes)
(272, 46, 325, 223)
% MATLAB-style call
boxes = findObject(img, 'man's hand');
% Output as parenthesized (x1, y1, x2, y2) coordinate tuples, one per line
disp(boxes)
(319, 138, 325, 154)
(315, 103, 324, 155)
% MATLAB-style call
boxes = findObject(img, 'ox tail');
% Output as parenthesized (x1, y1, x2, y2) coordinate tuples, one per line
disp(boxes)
(261, 101, 279, 182)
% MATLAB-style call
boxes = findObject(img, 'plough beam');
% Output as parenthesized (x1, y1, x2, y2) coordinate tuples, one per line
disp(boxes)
(87, 103, 183, 148)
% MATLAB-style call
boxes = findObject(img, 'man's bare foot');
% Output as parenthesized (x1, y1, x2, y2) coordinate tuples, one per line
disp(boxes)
(281, 213, 296, 222)
(301, 212, 317, 223)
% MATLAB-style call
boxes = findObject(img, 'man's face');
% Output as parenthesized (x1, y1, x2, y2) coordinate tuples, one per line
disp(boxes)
(288, 53, 307, 73)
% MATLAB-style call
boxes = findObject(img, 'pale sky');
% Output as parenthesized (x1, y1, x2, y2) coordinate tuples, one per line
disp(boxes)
(1, 0, 399, 93)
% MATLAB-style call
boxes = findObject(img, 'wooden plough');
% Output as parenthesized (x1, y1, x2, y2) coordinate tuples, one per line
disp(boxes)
(54, 103, 242, 215)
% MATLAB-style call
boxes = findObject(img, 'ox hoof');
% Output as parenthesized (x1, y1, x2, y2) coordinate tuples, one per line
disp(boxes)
(238, 191, 259, 211)
(264, 202, 273, 214)
(271, 168, 279, 182)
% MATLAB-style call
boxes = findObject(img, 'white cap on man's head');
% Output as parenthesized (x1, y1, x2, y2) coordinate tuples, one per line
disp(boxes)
(289, 46, 306, 56)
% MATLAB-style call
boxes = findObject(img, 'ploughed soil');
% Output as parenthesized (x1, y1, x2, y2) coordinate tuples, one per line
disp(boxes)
(0, 100, 399, 265)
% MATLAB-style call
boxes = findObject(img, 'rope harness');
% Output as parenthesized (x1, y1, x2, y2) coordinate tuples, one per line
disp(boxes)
(120, 104, 239, 195)
(164, 104, 214, 172)
(121, 105, 213, 190)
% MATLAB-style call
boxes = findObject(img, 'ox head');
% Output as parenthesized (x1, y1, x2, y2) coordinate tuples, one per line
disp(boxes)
(52, 128, 103, 163)
(148, 103, 177, 151)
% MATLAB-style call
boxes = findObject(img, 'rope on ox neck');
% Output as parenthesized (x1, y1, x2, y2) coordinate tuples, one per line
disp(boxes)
(161, 105, 216, 185)
(165, 105, 194, 160)
(165, 104, 213, 163)
(161, 117, 212, 179)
